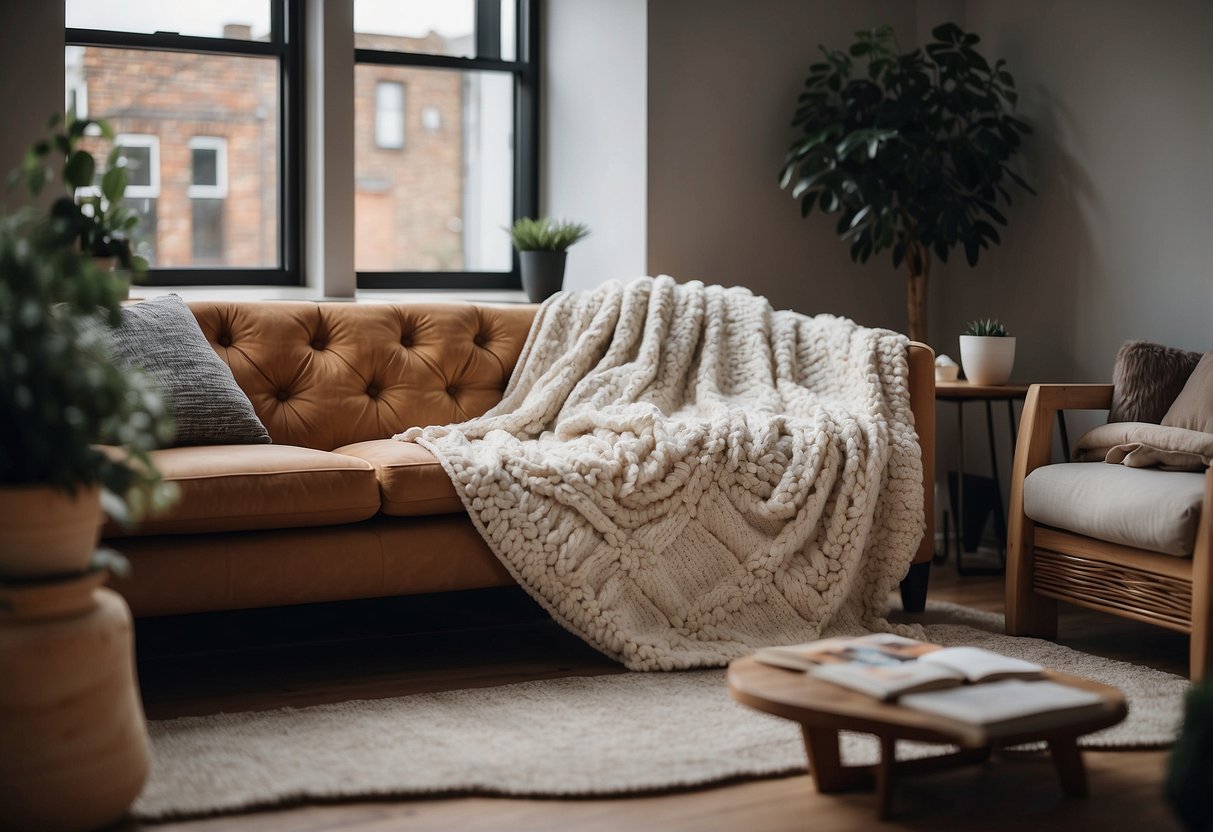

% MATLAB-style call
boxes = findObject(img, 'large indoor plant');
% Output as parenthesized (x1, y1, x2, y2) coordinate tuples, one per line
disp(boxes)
(779, 23, 1033, 343)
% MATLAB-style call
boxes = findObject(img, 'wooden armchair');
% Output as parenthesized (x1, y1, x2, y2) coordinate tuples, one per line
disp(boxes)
(1006, 384, 1213, 680)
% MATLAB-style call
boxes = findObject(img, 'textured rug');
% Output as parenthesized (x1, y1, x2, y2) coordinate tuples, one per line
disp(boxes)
(134, 602, 1189, 821)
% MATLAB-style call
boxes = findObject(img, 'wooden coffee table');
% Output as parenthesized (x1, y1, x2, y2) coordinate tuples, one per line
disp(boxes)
(727, 656, 1127, 819)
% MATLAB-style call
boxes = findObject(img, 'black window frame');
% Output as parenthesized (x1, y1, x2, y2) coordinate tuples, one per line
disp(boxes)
(355, 0, 539, 291)
(65, 1, 304, 286)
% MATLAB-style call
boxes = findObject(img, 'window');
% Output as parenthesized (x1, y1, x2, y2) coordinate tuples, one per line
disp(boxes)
(65, 1, 302, 285)
(375, 82, 407, 149)
(188, 137, 228, 198)
(354, 0, 537, 289)
(115, 135, 160, 198)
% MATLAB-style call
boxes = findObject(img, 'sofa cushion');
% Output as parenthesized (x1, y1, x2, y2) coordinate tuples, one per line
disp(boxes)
(1163, 353, 1213, 434)
(1023, 463, 1205, 557)
(1108, 340, 1202, 424)
(333, 440, 464, 517)
(108, 295, 271, 446)
(103, 445, 380, 537)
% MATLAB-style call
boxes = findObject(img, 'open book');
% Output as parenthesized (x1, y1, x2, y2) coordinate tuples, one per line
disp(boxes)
(754, 635, 1045, 701)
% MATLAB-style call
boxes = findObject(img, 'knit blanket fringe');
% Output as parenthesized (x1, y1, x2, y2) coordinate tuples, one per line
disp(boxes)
(398, 276, 924, 670)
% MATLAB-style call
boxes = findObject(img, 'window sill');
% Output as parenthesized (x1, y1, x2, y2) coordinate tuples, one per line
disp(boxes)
(130, 286, 533, 305)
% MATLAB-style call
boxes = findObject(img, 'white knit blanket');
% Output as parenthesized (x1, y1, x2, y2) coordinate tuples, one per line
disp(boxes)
(398, 277, 924, 670)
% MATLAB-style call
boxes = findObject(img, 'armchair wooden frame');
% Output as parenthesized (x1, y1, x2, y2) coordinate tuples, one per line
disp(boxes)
(1006, 384, 1213, 680)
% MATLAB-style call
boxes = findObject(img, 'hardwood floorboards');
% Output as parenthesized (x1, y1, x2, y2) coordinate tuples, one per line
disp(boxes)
(119, 567, 1189, 831)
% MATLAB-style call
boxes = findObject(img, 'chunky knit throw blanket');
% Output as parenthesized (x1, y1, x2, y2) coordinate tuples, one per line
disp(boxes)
(398, 277, 924, 670)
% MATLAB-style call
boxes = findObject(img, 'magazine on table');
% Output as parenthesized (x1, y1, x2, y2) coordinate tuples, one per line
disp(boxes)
(754, 634, 1046, 701)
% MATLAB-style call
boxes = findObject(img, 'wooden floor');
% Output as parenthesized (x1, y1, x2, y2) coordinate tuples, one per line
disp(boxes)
(120, 565, 1189, 832)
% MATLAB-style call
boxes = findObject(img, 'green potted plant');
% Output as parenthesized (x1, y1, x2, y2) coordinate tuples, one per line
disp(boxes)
(0, 180, 171, 578)
(1167, 682, 1213, 831)
(10, 113, 149, 297)
(779, 23, 1033, 343)
(507, 217, 590, 303)
(959, 317, 1015, 385)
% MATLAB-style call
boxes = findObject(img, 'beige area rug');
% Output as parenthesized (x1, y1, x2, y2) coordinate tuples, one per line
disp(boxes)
(134, 602, 1188, 821)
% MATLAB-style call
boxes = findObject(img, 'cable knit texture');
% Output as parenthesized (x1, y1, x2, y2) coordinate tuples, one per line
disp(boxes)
(397, 276, 924, 670)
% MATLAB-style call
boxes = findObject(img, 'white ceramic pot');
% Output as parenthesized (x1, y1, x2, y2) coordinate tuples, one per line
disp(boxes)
(0, 485, 103, 579)
(959, 335, 1017, 386)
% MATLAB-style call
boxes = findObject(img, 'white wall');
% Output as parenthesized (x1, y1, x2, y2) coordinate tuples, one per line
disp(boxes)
(542, 0, 648, 290)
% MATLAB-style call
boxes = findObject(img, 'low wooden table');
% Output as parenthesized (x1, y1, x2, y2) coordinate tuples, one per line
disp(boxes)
(726, 656, 1127, 819)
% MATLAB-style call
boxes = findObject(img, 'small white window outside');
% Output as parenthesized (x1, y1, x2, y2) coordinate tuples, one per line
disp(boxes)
(375, 81, 406, 149)
(188, 136, 228, 198)
(114, 134, 160, 198)
(421, 105, 441, 133)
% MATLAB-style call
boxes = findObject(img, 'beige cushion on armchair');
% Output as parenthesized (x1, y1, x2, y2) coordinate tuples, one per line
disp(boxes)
(1023, 463, 1205, 557)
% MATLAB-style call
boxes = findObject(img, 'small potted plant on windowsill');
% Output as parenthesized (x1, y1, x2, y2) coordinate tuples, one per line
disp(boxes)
(959, 318, 1016, 385)
(10, 113, 148, 298)
(507, 217, 590, 303)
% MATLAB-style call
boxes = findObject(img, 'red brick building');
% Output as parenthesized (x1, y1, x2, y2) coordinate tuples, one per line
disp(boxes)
(71, 29, 467, 271)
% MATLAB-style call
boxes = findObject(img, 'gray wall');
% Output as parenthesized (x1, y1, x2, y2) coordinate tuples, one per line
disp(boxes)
(0, 2, 65, 211)
(941, 0, 1213, 383)
(647, 0, 916, 327)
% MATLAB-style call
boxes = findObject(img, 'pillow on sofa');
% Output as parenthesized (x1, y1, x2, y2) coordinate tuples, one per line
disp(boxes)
(1074, 421, 1212, 471)
(107, 295, 271, 446)
(1108, 340, 1202, 424)
(1162, 353, 1213, 434)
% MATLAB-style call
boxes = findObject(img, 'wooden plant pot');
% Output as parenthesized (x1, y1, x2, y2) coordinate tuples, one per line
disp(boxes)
(0, 485, 103, 580)
(0, 572, 149, 832)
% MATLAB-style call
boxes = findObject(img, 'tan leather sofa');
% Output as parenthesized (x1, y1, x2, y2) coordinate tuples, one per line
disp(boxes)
(107, 301, 936, 618)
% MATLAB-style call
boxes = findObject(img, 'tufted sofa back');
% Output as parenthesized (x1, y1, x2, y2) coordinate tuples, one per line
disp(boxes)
(188, 301, 537, 450)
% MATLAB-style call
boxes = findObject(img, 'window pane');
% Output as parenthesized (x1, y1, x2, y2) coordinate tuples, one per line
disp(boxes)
(66, 0, 272, 40)
(355, 0, 516, 61)
(355, 67, 514, 273)
(192, 148, 218, 187)
(374, 82, 405, 149)
(191, 199, 225, 262)
(68, 46, 278, 268)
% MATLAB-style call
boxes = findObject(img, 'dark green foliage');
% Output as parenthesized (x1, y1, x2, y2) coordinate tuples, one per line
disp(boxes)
(508, 217, 591, 252)
(0, 207, 173, 522)
(9, 112, 148, 273)
(962, 317, 1009, 336)
(780, 23, 1032, 271)
(1167, 682, 1213, 831)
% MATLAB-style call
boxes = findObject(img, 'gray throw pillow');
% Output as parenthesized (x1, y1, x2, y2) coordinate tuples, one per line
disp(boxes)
(107, 295, 271, 446)
(1108, 340, 1202, 424)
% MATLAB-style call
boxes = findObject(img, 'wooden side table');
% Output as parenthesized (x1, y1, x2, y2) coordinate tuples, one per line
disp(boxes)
(935, 381, 1071, 574)
(726, 656, 1126, 820)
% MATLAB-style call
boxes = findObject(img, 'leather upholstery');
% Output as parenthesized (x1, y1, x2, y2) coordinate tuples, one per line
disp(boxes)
(102, 445, 380, 537)
(334, 439, 463, 516)
(110, 515, 514, 617)
(189, 302, 536, 450)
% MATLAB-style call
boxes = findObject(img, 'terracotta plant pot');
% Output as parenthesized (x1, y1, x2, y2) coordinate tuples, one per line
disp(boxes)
(959, 335, 1017, 386)
(0, 485, 103, 580)
(519, 250, 568, 303)
(0, 572, 149, 832)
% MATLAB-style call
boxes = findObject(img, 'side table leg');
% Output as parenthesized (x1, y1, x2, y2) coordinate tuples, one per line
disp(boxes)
(1049, 737, 1088, 797)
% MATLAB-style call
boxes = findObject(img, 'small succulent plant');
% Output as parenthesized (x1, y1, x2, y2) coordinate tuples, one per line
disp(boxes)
(962, 318, 1010, 337)
(507, 217, 591, 252)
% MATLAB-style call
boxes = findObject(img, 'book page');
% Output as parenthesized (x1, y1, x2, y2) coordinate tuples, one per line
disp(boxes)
(899, 679, 1103, 726)
(812, 661, 963, 701)
(918, 646, 1044, 682)
(755, 634, 941, 671)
